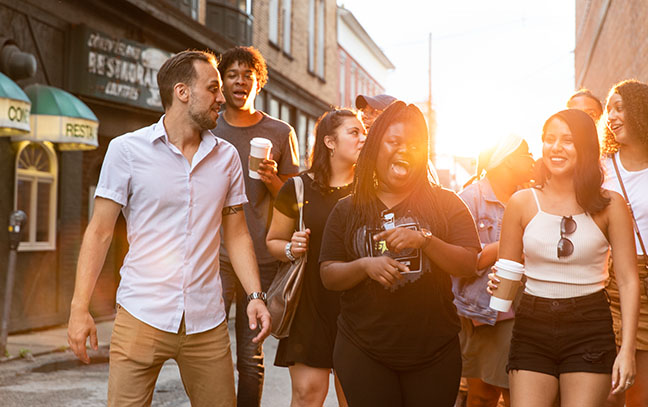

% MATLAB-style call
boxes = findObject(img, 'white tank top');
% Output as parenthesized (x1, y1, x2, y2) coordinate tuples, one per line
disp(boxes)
(603, 152, 648, 255)
(522, 188, 610, 298)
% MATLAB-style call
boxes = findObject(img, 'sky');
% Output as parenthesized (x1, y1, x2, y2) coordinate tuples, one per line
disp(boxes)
(341, 0, 576, 159)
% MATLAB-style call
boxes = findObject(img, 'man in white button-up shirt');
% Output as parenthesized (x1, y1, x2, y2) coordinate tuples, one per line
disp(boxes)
(67, 50, 270, 407)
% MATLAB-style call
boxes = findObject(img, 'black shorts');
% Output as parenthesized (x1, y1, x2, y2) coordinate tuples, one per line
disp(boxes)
(508, 290, 616, 377)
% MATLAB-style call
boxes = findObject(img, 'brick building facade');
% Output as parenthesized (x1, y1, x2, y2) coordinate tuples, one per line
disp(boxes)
(575, 0, 648, 102)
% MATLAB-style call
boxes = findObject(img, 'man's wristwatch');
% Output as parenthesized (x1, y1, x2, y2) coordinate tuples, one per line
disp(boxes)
(420, 228, 433, 250)
(285, 242, 296, 262)
(247, 291, 267, 304)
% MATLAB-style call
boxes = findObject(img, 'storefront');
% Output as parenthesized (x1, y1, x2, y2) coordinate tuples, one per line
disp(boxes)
(0, 0, 233, 333)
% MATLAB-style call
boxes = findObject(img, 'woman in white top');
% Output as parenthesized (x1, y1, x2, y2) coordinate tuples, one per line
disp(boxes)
(602, 79, 648, 407)
(489, 109, 639, 407)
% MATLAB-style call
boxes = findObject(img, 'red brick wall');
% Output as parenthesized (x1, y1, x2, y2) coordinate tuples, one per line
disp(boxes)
(575, 0, 648, 103)
(253, 0, 337, 106)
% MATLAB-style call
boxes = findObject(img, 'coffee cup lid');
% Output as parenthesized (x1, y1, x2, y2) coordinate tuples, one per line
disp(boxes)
(495, 259, 524, 273)
(250, 137, 273, 148)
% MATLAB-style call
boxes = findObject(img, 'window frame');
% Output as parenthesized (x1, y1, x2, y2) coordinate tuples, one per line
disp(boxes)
(316, 0, 325, 78)
(269, 0, 279, 45)
(14, 141, 58, 251)
(281, 0, 292, 55)
(307, 0, 316, 73)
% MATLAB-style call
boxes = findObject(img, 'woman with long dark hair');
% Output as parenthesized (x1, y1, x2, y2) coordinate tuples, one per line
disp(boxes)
(602, 79, 648, 407)
(266, 108, 365, 406)
(488, 109, 639, 407)
(319, 101, 481, 406)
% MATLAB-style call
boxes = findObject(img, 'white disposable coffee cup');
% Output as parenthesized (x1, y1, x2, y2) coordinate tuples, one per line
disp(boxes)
(489, 259, 524, 312)
(249, 138, 273, 179)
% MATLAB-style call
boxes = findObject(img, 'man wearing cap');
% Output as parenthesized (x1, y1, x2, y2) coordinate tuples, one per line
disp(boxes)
(355, 93, 397, 130)
(212, 45, 300, 407)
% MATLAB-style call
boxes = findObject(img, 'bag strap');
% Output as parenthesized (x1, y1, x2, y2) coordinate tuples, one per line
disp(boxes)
(293, 175, 305, 231)
(612, 154, 648, 267)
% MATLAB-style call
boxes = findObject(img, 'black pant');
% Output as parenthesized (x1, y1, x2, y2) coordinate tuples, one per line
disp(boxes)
(333, 332, 462, 407)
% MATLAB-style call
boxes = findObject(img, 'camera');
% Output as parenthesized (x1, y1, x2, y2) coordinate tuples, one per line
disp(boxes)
(366, 212, 422, 273)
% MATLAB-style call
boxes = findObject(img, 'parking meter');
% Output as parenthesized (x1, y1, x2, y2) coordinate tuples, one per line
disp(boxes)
(8, 210, 26, 250)
(2, 210, 27, 355)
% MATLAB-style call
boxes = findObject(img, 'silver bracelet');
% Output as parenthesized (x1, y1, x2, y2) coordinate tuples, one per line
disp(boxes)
(285, 242, 296, 262)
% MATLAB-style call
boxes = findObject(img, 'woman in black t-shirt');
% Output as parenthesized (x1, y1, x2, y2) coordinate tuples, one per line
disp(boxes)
(319, 102, 481, 407)
(266, 109, 366, 406)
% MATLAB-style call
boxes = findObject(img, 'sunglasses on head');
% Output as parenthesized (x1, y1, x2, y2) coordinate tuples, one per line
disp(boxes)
(557, 216, 577, 258)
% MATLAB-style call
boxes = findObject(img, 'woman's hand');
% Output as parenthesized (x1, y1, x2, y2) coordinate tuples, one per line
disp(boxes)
(290, 229, 311, 258)
(611, 346, 636, 394)
(362, 257, 408, 288)
(373, 227, 426, 253)
(486, 269, 500, 295)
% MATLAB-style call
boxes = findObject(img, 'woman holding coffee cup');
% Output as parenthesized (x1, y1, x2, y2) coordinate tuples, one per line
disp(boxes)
(319, 102, 481, 406)
(601, 79, 648, 407)
(266, 108, 365, 406)
(488, 109, 640, 407)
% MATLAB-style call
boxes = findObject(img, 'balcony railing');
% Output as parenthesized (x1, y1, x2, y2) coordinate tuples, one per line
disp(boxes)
(206, 0, 253, 46)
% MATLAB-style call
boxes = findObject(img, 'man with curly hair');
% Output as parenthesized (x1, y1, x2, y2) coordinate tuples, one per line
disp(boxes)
(212, 46, 300, 407)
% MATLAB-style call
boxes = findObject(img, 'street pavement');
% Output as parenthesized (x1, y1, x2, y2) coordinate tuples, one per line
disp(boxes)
(0, 313, 340, 406)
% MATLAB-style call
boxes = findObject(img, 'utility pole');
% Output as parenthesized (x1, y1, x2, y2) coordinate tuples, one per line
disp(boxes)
(427, 32, 435, 165)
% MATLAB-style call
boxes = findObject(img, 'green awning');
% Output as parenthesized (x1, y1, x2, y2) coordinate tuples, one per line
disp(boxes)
(15, 84, 99, 150)
(0, 72, 31, 135)
(26, 83, 97, 121)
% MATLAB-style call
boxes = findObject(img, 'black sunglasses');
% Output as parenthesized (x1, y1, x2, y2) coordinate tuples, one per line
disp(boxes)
(557, 216, 577, 258)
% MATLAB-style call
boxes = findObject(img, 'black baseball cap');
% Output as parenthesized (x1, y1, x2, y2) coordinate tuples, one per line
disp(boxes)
(355, 94, 397, 111)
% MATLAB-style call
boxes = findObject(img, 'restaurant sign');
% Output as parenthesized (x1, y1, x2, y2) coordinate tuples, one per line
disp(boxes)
(0, 97, 30, 135)
(68, 25, 173, 112)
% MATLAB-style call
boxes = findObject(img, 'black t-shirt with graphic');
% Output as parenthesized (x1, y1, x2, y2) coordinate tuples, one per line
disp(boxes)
(319, 189, 481, 369)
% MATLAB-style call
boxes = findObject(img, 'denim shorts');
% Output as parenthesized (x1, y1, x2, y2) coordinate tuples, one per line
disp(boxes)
(507, 290, 616, 377)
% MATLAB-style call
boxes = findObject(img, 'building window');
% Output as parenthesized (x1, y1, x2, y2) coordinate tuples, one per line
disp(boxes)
(307, 0, 316, 72)
(308, 0, 325, 78)
(269, 0, 292, 54)
(168, 0, 199, 20)
(14, 141, 58, 251)
(316, 0, 325, 77)
(282, 0, 292, 54)
(269, 0, 279, 44)
(280, 103, 291, 123)
(339, 53, 346, 107)
(269, 97, 280, 119)
(350, 63, 356, 104)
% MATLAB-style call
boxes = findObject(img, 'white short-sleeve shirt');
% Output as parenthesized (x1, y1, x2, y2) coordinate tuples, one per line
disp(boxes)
(95, 115, 247, 334)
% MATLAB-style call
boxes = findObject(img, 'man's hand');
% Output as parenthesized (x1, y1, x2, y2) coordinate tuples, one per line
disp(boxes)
(247, 299, 272, 344)
(67, 309, 98, 364)
(257, 159, 279, 183)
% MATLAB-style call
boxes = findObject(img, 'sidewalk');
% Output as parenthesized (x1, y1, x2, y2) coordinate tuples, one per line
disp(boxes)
(3, 319, 113, 360)
(0, 315, 340, 406)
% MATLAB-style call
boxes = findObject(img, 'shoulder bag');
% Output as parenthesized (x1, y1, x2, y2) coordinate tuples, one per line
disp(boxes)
(267, 175, 307, 339)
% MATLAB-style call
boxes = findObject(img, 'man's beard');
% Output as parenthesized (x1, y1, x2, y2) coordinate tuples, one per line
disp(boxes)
(189, 100, 217, 131)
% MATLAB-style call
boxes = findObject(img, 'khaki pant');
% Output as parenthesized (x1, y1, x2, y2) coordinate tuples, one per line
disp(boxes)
(107, 305, 235, 407)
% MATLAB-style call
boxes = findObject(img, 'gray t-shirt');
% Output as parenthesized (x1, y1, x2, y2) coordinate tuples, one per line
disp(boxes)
(212, 111, 300, 264)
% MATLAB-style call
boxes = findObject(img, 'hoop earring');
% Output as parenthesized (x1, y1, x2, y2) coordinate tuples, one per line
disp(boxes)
(373, 171, 379, 189)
